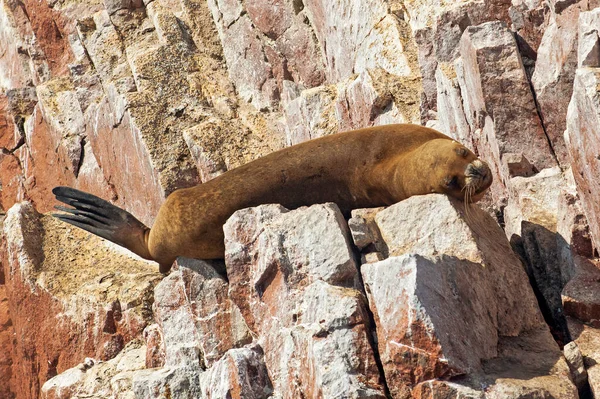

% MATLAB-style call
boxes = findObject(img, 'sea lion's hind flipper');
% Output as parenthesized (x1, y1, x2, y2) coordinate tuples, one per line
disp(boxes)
(51, 186, 153, 260)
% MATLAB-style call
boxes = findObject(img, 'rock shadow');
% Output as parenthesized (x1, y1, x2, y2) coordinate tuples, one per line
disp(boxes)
(509, 221, 572, 346)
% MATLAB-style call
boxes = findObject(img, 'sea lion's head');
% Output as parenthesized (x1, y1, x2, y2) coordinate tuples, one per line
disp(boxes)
(423, 139, 493, 203)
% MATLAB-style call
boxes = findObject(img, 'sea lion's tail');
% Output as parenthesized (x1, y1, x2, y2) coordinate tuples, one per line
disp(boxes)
(52, 186, 153, 261)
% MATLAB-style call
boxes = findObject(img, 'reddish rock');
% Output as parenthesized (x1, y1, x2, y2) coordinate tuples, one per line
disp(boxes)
(245, 0, 293, 39)
(19, 0, 74, 78)
(13, 104, 113, 215)
(224, 203, 386, 397)
(85, 97, 165, 226)
(0, 1, 47, 88)
(532, 2, 588, 166)
(412, 0, 513, 121)
(562, 258, 600, 322)
(0, 93, 22, 151)
(0, 152, 27, 212)
(210, 7, 277, 109)
(0, 283, 15, 399)
(565, 67, 600, 251)
(458, 21, 557, 201)
(2, 202, 160, 399)
(143, 324, 165, 369)
(277, 15, 326, 88)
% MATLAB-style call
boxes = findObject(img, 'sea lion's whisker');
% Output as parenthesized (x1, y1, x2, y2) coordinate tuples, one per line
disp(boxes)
(463, 186, 470, 222)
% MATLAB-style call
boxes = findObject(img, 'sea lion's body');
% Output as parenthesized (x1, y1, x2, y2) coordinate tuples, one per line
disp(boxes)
(53, 124, 492, 273)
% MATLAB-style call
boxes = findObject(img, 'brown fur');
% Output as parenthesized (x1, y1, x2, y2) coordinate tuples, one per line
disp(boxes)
(146, 124, 492, 271)
(54, 124, 492, 273)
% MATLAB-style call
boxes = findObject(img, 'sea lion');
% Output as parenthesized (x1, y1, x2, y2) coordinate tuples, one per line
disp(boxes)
(53, 124, 492, 273)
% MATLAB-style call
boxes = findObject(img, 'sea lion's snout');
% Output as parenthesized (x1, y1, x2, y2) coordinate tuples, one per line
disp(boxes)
(465, 160, 493, 194)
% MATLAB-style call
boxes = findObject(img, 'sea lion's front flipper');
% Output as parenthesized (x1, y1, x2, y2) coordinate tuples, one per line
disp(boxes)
(52, 186, 153, 261)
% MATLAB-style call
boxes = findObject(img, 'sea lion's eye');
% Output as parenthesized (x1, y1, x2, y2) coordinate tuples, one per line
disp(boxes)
(444, 176, 458, 188)
(456, 147, 468, 157)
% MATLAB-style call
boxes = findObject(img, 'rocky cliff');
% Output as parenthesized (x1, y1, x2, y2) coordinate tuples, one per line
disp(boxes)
(1, 0, 600, 398)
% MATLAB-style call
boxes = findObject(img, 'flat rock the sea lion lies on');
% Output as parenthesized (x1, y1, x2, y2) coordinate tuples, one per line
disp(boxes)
(53, 124, 493, 273)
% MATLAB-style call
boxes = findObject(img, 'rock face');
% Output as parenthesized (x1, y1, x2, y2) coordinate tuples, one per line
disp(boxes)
(224, 203, 386, 397)
(1, 0, 600, 398)
(3, 202, 160, 399)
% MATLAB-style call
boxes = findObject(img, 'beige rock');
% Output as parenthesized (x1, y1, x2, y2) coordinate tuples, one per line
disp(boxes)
(302, 0, 388, 81)
(563, 341, 588, 390)
(578, 8, 600, 67)
(568, 317, 600, 397)
(198, 345, 273, 398)
(374, 194, 544, 336)
(132, 344, 272, 399)
(283, 84, 339, 145)
(35, 78, 85, 177)
(131, 364, 203, 398)
(284, 69, 419, 145)
(436, 62, 471, 146)
(503, 166, 565, 239)
(224, 203, 386, 398)
(557, 171, 595, 283)
(152, 258, 251, 369)
(42, 340, 146, 399)
(412, 379, 484, 398)
(354, 15, 414, 77)
(362, 254, 498, 396)
(348, 207, 385, 252)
